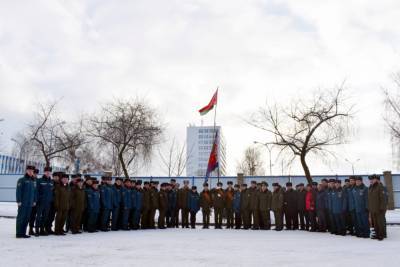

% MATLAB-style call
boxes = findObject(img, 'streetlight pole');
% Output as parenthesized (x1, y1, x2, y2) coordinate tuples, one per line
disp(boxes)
(345, 158, 360, 175)
(254, 141, 274, 176)
(74, 148, 83, 174)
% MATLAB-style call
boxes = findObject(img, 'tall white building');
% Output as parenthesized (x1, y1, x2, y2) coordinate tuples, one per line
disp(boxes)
(186, 125, 227, 177)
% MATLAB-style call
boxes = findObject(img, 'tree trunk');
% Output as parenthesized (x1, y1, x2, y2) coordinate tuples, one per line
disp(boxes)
(118, 152, 129, 179)
(300, 154, 313, 184)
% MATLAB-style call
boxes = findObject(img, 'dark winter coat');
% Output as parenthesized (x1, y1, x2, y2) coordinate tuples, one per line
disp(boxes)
(352, 184, 368, 213)
(100, 184, 113, 210)
(36, 175, 53, 206)
(16, 174, 37, 207)
(54, 183, 70, 211)
(86, 187, 100, 213)
(258, 189, 272, 211)
(283, 188, 298, 212)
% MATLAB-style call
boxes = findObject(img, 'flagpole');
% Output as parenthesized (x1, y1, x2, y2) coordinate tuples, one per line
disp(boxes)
(213, 87, 220, 183)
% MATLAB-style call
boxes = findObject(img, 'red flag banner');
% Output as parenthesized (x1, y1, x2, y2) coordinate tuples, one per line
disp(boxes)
(199, 89, 218, 116)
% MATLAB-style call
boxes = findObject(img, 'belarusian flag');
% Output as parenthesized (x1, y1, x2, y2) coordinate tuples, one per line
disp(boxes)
(205, 130, 219, 180)
(198, 89, 218, 116)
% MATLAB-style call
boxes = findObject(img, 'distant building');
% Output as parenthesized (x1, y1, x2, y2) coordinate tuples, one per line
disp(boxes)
(186, 125, 226, 177)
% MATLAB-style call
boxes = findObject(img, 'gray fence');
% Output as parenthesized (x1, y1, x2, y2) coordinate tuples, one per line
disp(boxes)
(1, 173, 399, 207)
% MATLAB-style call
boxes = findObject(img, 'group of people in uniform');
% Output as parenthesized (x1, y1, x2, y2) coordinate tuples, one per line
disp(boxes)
(16, 165, 388, 241)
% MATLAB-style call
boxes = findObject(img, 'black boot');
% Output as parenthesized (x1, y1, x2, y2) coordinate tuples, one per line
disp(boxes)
(29, 227, 35, 236)
(40, 228, 48, 236)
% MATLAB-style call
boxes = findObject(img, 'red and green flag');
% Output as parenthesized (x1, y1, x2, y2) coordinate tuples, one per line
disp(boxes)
(199, 89, 218, 116)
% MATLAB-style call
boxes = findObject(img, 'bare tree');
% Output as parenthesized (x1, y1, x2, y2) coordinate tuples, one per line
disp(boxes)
(87, 98, 163, 179)
(236, 146, 265, 176)
(383, 73, 400, 166)
(21, 100, 85, 167)
(249, 86, 353, 184)
(158, 137, 193, 177)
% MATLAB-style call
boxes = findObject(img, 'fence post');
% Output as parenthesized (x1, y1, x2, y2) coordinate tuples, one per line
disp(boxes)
(237, 173, 244, 185)
(383, 171, 395, 210)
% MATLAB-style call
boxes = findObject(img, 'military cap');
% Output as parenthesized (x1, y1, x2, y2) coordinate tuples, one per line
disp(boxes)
(84, 174, 91, 180)
(183, 180, 189, 184)
(71, 174, 78, 179)
(144, 181, 150, 185)
(234, 184, 240, 188)
(321, 178, 328, 183)
(349, 176, 356, 180)
(76, 178, 83, 183)
(345, 179, 350, 183)
(335, 179, 342, 184)
(227, 181, 233, 185)
(52, 171, 61, 177)
(368, 174, 380, 180)
(44, 166, 52, 172)
(115, 177, 123, 182)
(298, 183, 305, 187)
(355, 176, 363, 181)
(62, 173, 70, 179)
(123, 178, 131, 183)
(328, 179, 336, 183)
(92, 180, 99, 185)
(272, 183, 279, 187)
(261, 181, 268, 186)
(101, 176, 107, 180)
(286, 182, 292, 187)
(26, 165, 35, 170)
(91, 177, 98, 182)
(251, 180, 257, 184)
(154, 181, 159, 185)
(217, 182, 223, 186)
(241, 183, 248, 187)
(136, 180, 142, 185)
(191, 186, 197, 190)
(312, 182, 318, 186)
(131, 179, 137, 184)
(170, 179, 176, 183)
(203, 183, 209, 187)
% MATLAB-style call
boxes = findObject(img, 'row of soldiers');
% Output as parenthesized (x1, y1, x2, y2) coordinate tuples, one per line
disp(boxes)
(16, 165, 388, 241)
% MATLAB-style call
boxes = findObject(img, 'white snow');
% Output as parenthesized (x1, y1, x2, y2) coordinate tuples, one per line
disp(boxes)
(0, 217, 400, 267)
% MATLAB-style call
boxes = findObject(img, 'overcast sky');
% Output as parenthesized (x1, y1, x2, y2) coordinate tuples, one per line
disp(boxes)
(1, 0, 400, 176)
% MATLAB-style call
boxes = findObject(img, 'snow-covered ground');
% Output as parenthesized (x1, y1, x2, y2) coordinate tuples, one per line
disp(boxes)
(0, 217, 399, 267)
(1, 201, 400, 266)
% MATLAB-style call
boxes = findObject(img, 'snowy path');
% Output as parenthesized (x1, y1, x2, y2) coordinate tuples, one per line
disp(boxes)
(1, 218, 400, 267)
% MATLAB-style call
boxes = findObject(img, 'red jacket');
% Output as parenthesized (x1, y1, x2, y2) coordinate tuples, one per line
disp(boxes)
(305, 191, 315, 211)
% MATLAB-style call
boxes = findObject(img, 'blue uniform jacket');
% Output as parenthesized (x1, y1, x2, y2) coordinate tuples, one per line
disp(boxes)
(36, 175, 54, 206)
(134, 189, 143, 211)
(16, 174, 37, 207)
(233, 191, 241, 213)
(187, 191, 200, 213)
(332, 188, 347, 214)
(86, 188, 100, 213)
(112, 185, 122, 208)
(352, 184, 368, 213)
(316, 190, 327, 211)
(344, 185, 355, 211)
(100, 184, 113, 210)
(121, 187, 132, 209)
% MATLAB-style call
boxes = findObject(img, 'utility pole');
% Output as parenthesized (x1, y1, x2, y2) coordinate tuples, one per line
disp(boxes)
(345, 158, 360, 175)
